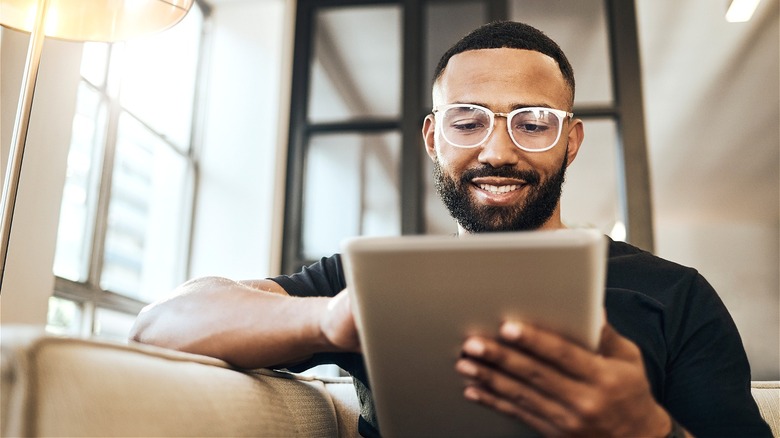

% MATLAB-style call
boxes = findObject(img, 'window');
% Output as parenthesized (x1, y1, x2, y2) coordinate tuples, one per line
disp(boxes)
(283, 0, 652, 273)
(48, 4, 208, 339)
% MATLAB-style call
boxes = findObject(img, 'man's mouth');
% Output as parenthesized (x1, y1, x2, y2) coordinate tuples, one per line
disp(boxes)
(460, 168, 541, 206)
(469, 177, 530, 205)
(477, 183, 521, 194)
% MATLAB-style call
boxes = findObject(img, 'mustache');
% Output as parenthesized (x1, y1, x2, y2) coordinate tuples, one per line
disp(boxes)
(460, 165, 541, 186)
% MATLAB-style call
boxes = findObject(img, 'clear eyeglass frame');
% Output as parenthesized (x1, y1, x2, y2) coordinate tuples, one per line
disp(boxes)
(432, 103, 574, 152)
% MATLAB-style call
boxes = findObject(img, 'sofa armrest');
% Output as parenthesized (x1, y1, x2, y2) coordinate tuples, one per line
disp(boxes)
(752, 381, 780, 437)
(1, 325, 359, 437)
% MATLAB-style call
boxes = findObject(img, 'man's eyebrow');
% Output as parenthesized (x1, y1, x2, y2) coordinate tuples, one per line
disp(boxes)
(451, 101, 556, 110)
(510, 103, 555, 110)
(450, 100, 489, 107)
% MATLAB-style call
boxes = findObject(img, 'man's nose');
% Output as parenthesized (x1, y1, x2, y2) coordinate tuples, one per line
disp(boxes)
(478, 117, 520, 168)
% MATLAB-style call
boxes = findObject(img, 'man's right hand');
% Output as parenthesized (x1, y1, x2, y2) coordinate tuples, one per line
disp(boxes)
(130, 277, 359, 369)
(320, 289, 361, 353)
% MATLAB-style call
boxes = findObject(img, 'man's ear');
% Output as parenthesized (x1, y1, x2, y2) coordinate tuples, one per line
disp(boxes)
(422, 114, 437, 162)
(564, 118, 585, 167)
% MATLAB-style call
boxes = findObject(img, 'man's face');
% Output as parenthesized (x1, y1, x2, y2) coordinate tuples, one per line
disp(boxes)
(423, 48, 584, 234)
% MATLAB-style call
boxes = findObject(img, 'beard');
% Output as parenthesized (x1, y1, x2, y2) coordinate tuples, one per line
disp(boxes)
(433, 150, 568, 233)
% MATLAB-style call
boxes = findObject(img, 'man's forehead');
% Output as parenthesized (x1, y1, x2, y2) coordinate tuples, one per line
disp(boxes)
(445, 48, 560, 73)
(432, 48, 571, 108)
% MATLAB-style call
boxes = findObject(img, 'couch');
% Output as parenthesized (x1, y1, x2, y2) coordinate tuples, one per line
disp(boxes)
(2, 325, 778, 437)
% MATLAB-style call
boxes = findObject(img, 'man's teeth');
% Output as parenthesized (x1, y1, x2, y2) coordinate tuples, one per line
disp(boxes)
(479, 184, 520, 194)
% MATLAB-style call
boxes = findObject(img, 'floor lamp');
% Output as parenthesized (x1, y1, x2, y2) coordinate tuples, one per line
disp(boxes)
(0, 0, 194, 292)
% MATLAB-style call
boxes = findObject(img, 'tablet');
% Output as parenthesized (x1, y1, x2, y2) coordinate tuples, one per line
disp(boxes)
(341, 229, 608, 438)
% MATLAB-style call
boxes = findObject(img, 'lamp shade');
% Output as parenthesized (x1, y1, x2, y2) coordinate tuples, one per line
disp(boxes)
(0, 0, 193, 42)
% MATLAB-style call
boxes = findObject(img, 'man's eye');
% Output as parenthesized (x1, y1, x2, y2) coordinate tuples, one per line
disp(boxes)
(452, 121, 484, 131)
(516, 123, 550, 134)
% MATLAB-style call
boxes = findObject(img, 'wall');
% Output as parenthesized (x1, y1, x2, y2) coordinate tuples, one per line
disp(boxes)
(0, 29, 81, 323)
(188, 0, 294, 280)
(637, 0, 779, 379)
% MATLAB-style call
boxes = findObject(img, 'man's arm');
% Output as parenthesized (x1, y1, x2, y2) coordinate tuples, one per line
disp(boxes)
(129, 277, 359, 369)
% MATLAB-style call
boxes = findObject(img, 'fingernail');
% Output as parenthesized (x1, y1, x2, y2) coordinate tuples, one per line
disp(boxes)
(463, 338, 485, 356)
(456, 359, 478, 377)
(501, 321, 523, 341)
(464, 386, 480, 401)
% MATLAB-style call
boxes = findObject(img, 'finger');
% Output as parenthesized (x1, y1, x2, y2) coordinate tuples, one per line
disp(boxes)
(456, 356, 571, 414)
(497, 321, 600, 379)
(458, 341, 590, 406)
(462, 384, 563, 437)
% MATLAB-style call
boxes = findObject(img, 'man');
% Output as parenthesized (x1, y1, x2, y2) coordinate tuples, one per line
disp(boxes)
(131, 21, 771, 437)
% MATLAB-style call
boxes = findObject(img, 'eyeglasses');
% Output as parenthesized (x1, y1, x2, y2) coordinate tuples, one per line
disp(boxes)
(432, 104, 573, 152)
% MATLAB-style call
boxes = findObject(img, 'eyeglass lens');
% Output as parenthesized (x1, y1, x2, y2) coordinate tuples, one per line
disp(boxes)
(440, 106, 563, 150)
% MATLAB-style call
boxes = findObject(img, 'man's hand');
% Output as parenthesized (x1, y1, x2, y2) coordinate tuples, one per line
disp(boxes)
(455, 319, 677, 437)
(319, 289, 361, 353)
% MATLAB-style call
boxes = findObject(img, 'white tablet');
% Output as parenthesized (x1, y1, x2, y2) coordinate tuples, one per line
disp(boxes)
(341, 229, 608, 438)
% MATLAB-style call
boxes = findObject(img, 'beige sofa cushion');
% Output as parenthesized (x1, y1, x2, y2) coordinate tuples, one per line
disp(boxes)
(1, 326, 359, 437)
(752, 381, 780, 437)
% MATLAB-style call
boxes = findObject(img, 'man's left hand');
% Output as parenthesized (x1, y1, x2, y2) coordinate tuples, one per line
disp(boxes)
(455, 319, 676, 437)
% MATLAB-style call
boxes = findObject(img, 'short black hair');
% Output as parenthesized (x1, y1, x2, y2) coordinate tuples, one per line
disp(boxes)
(433, 21, 575, 104)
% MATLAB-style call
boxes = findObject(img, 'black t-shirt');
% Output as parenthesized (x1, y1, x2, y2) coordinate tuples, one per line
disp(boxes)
(272, 238, 771, 438)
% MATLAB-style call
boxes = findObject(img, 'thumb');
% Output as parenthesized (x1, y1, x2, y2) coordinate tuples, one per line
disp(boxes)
(598, 321, 641, 361)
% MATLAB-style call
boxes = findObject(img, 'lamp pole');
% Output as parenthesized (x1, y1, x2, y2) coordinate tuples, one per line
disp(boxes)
(0, 0, 49, 292)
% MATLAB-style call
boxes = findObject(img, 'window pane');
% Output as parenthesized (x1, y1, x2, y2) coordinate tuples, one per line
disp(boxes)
(53, 83, 106, 282)
(308, 5, 402, 123)
(46, 296, 83, 336)
(561, 118, 625, 238)
(302, 132, 401, 259)
(80, 42, 109, 88)
(509, 0, 613, 106)
(93, 307, 138, 343)
(119, 6, 203, 151)
(423, 1, 488, 109)
(101, 113, 193, 302)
